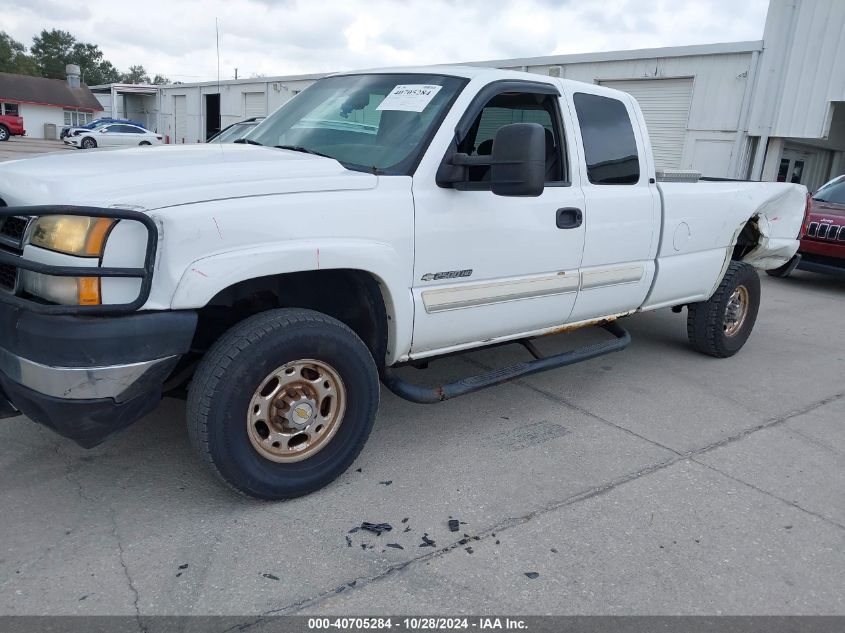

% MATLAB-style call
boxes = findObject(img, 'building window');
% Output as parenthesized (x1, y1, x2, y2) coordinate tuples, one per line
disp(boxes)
(1, 103, 19, 116)
(574, 92, 640, 185)
(63, 110, 94, 126)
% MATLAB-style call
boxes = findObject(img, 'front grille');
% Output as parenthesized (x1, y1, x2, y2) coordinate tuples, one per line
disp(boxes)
(805, 221, 845, 242)
(0, 215, 30, 247)
(0, 263, 17, 292)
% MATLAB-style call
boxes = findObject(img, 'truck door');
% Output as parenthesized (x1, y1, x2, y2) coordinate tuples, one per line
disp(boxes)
(564, 87, 660, 322)
(410, 81, 586, 356)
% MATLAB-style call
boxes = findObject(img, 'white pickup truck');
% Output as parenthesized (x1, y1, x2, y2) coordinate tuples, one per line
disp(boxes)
(0, 66, 807, 498)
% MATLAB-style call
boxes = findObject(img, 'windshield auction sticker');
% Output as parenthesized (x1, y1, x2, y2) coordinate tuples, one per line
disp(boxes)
(376, 85, 443, 112)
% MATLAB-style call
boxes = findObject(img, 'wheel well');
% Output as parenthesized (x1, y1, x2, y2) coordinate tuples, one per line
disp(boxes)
(732, 216, 762, 260)
(192, 269, 389, 368)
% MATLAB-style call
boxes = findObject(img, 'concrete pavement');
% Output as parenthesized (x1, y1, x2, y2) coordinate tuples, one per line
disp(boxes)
(0, 137, 73, 162)
(0, 272, 843, 618)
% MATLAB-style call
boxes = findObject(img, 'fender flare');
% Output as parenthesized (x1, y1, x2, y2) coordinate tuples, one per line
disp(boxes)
(170, 239, 413, 365)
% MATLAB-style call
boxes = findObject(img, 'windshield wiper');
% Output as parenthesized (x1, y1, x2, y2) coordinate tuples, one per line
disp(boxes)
(233, 138, 263, 145)
(274, 144, 334, 159)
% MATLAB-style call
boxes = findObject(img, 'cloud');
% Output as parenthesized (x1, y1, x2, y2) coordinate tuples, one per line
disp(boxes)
(4, 0, 768, 81)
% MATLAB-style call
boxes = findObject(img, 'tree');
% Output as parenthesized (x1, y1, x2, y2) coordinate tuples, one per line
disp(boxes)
(70, 41, 120, 85)
(121, 65, 150, 84)
(30, 29, 76, 79)
(0, 31, 38, 75)
(90, 60, 121, 85)
(7, 29, 167, 86)
(29, 29, 125, 85)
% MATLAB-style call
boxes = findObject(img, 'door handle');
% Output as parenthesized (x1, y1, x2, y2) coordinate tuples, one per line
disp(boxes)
(556, 207, 583, 229)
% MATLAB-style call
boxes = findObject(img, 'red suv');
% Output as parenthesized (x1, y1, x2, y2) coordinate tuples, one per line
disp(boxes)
(0, 114, 25, 141)
(769, 175, 845, 278)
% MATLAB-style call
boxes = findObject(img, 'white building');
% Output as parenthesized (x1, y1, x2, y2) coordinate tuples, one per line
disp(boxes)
(0, 65, 103, 139)
(89, 83, 161, 132)
(101, 0, 844, 190)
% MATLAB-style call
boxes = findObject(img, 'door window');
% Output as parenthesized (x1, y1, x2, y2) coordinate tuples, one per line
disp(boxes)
(1, 103, 19, 116)
(458, 92, 566, 184)
(573, 92, 640, 185)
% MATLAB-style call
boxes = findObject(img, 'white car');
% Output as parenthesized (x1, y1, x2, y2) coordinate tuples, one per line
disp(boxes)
(64, 123, 163, 149)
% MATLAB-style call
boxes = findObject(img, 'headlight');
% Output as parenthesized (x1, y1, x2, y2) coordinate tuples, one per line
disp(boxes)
(24, 215, 117, 306)
(21, 272, 101, 306)
(29, 215, 116, 257)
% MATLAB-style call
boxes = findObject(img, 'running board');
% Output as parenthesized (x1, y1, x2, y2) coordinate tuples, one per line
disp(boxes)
(382, 322, 631, 404)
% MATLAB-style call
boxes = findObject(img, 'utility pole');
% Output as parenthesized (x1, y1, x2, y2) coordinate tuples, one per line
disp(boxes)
(234, 68, 238, 80)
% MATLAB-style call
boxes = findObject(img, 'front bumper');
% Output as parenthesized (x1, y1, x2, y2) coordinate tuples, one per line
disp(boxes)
(0, 302, 197, 447)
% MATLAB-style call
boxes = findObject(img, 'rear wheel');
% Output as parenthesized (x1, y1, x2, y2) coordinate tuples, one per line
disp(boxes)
(0, 125, 9, 142)
(687, 261, 760, 358)
(81, 137, 97, 149)
(187, 308, 379, 499)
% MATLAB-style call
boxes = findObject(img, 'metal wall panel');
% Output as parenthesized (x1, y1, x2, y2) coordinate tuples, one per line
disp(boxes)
(173, 95, 187, 144)
(749, 0, 845, 139)
(243, 92, 266, 118)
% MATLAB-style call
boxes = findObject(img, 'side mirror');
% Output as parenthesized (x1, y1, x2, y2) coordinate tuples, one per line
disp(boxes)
(490, 123, 546, 197)
(99, 129, 107, 133)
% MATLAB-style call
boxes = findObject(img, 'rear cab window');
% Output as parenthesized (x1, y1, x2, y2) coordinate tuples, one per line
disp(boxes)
(573, 92, 640, 185)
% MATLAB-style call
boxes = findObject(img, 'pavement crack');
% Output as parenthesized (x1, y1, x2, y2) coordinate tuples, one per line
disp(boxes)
(480, 354, 843, 463)
(109, 507, 147, 633)
(691, 457, 845, 531)
(686, 390, 845, 458)
(236, 385, 845, 620)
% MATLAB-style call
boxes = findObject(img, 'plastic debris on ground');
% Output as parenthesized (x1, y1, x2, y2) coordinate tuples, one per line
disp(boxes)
(360, 522, 393, 536)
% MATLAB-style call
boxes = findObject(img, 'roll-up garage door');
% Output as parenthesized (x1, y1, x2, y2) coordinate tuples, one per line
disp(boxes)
(173, 95, 187, 144)
(244, 92, 266, 118)
(599, 78, 693, 170)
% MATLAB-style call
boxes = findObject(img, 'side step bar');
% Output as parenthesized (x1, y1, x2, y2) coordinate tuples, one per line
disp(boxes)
(382, 322, 631, 404)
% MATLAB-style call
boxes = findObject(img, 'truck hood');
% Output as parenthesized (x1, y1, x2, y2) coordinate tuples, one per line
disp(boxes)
(0, 144, 377, 210)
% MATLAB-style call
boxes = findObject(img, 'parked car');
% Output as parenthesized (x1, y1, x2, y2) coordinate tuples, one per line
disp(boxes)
(0, 66, 807, 499)
(0, 114, 25, 141)
(60, 118, 146, 140)
(64, 123, 163, 149)
(768, 175, 845, 277)
(207, 117, 265, 143)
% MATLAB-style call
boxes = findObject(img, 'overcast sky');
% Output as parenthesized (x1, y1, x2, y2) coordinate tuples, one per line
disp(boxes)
(8, 0, 769, 82)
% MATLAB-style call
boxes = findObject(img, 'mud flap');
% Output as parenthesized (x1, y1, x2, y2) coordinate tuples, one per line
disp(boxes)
(0, 385, 20, 419)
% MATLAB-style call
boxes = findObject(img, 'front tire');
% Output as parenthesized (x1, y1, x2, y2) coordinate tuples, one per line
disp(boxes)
(687, 261, 760, 358)
(81, 137, 97, 149)
(139, 141, 151, 146)
(187, 308, 379, 499)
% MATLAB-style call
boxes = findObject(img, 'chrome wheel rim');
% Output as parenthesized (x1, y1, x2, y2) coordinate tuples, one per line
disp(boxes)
(247, 359, 346, 463)
(723, 285, 749, 337)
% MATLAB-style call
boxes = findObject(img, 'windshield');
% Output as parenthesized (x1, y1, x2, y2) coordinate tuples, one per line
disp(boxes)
(813, 179, 845, 205)
(211, 122, 258, 143)
(246, 73, 467, 174)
